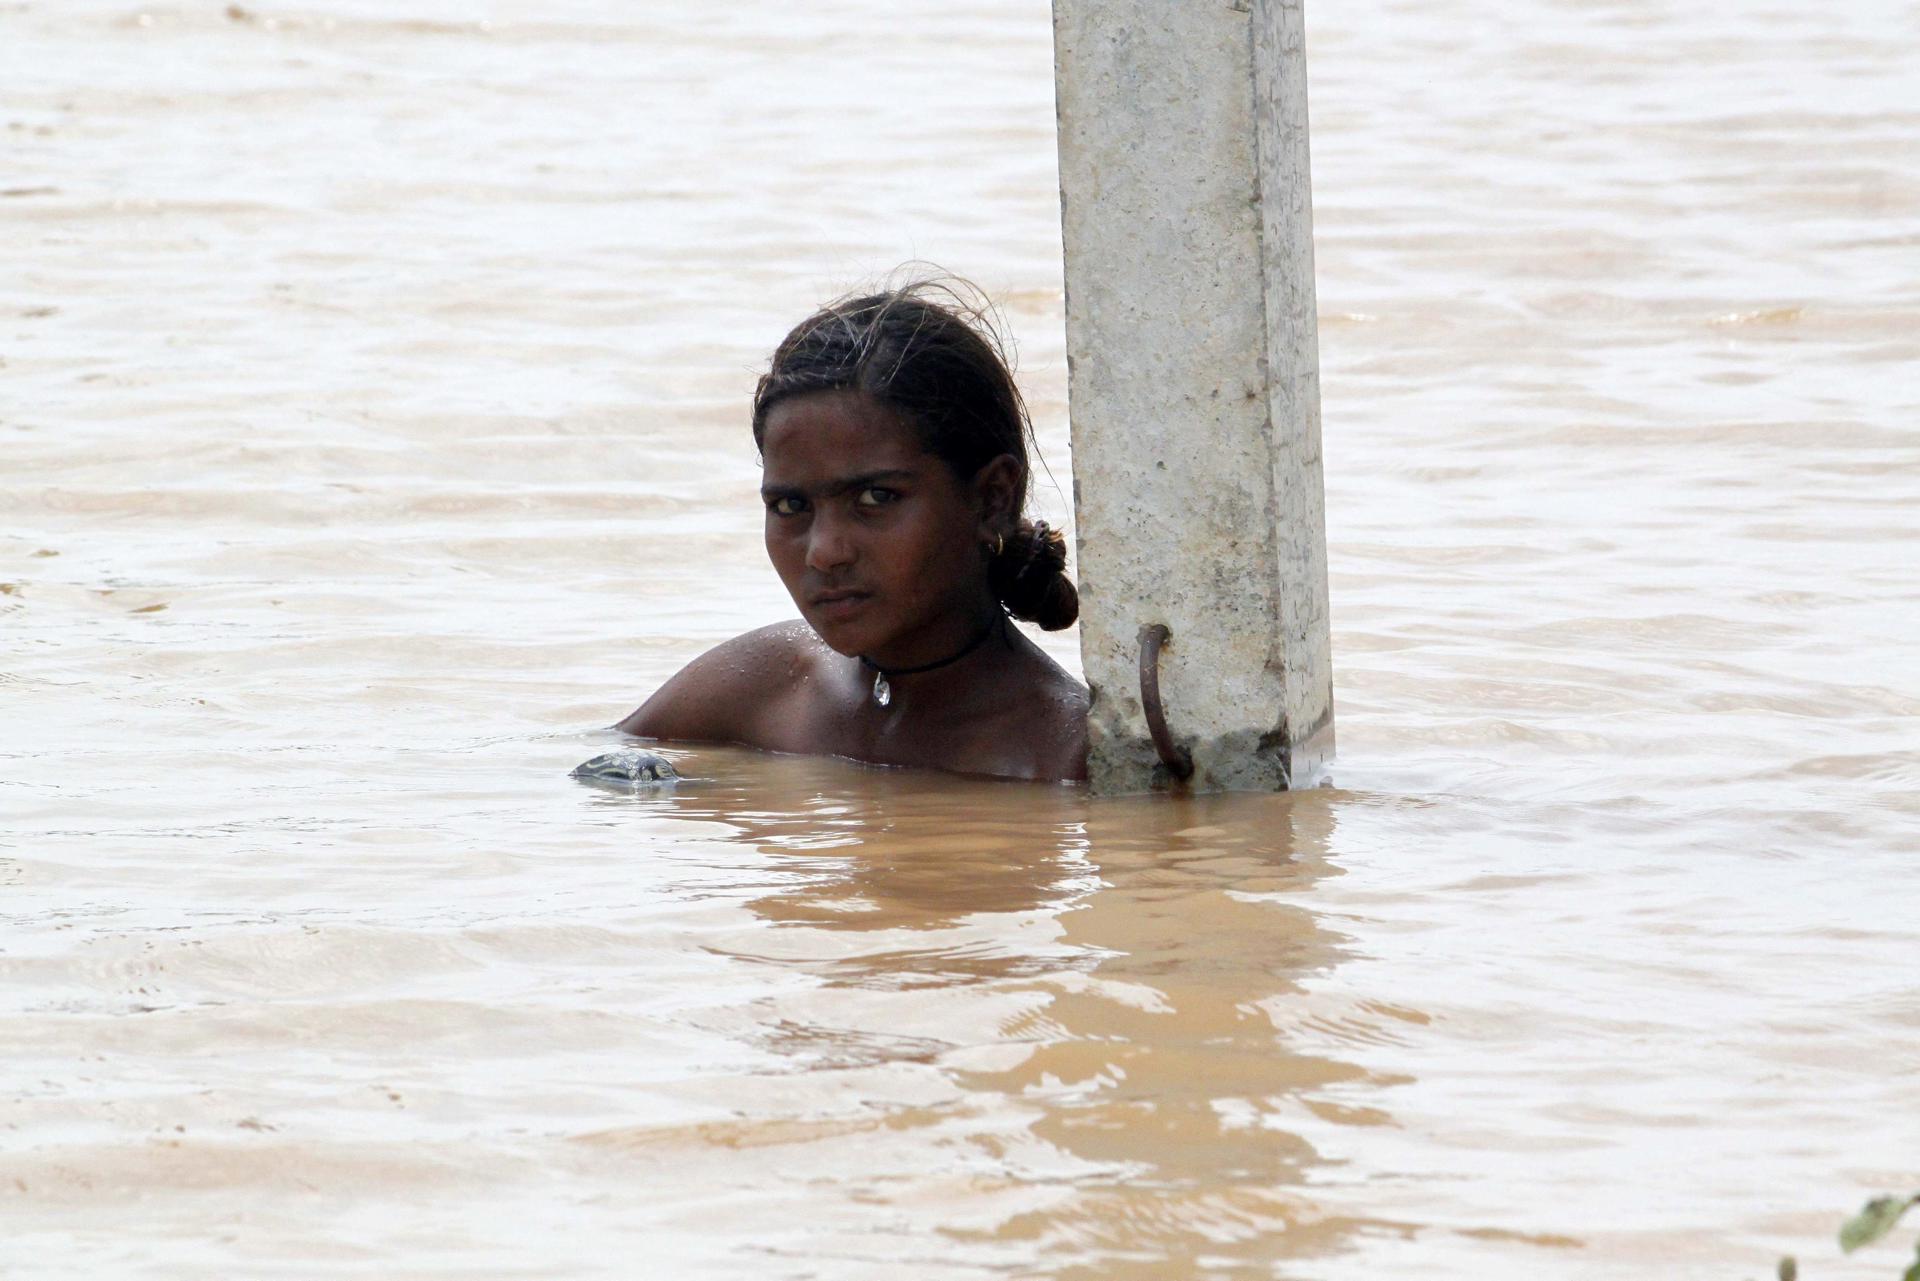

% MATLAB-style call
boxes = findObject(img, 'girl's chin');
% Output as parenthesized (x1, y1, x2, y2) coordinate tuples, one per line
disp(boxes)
(803, 612, 881, 658)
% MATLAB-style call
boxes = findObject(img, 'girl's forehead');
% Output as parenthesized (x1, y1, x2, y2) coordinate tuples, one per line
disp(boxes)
(761, 391, 927, 470)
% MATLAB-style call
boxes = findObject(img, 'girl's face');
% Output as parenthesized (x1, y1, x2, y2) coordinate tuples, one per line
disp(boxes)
(759, 390, 1009, 662)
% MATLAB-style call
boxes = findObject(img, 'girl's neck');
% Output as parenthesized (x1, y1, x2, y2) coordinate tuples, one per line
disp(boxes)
(858, 597, 1007, 681)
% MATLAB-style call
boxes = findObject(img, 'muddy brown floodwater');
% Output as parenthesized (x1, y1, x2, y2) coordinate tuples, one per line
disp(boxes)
(3, 0, 1917, 1277)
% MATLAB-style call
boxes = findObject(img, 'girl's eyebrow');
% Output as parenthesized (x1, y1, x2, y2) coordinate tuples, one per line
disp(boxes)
(761, 468, 916, 500)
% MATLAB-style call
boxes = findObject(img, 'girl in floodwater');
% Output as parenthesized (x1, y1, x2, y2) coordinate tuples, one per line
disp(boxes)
(616, 281, 1090, 782)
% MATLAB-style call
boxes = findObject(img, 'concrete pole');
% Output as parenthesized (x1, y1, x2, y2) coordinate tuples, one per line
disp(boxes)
(1052, 0, 1333, 794)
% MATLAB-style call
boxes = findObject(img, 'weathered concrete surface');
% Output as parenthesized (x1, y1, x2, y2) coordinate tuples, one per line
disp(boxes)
(1053, 0, 1332, 794)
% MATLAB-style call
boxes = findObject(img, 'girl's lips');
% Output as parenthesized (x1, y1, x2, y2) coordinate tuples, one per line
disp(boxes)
(810, 591, 872, 622)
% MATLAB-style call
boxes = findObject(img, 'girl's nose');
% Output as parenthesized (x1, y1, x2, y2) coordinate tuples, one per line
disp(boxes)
(804, 515, 855, 573)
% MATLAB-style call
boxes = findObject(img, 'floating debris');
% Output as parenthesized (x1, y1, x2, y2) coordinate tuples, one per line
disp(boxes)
(570, 748, 681, 790)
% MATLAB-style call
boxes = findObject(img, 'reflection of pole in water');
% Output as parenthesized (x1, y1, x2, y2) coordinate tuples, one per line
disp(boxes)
(672, 758, 1404, 1271)
(947, 791, 1396, 1270)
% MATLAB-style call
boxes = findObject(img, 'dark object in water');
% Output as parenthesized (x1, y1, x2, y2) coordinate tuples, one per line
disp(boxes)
(570, 748, 681, 789)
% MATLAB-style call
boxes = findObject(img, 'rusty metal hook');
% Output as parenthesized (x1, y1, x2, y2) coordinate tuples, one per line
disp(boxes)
(1137, 623, 1194, 782)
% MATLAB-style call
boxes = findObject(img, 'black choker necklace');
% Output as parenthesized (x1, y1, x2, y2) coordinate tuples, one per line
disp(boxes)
(858, 614, 1005, 707)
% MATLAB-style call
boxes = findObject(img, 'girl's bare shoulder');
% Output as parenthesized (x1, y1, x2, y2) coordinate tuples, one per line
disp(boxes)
(1027, 654, 1091, 782)
(614, 621, 831, 742)
(979, 642, 1089, 782)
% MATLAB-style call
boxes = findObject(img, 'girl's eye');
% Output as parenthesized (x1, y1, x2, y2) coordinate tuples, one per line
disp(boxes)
(768, 496, 807, 517)
(855, 486, 898, 509)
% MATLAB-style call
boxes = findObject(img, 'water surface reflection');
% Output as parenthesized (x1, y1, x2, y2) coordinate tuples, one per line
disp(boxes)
(605, 757, 1406, 1273)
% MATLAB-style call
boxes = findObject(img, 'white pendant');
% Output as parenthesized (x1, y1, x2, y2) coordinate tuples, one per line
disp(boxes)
(872, 672, 891, 707)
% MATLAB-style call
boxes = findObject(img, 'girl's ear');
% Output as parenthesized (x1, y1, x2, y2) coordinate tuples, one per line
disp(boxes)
(972, 453, 1023, 534)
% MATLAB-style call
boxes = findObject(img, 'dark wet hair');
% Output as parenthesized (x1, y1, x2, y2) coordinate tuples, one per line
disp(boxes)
(751, 279, 1078, 631)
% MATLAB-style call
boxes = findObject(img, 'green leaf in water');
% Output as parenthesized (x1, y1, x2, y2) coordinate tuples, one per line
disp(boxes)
(1904, 1239, 1920, 1281)
(1839, 1195, 1918, 1253)
(1776, 1255, 1797, 1281)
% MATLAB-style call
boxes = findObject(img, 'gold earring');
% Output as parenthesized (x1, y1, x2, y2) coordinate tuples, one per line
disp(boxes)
(993, 533, 1005, 557)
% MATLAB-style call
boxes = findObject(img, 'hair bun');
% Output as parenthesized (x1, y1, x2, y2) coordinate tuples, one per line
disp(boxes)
(991, 519, 1079, 631)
